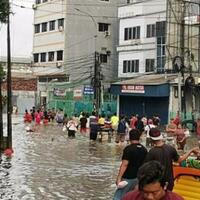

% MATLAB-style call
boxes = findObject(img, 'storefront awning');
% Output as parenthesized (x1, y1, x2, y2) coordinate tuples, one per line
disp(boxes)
(110, 74, 176, 97)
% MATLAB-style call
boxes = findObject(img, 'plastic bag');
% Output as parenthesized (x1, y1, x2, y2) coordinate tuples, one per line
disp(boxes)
(62, 126, 67, 132)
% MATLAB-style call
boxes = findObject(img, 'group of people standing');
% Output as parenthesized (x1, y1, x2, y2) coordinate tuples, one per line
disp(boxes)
(23, 107, 200, 199)
(113, 112, 200, 200)
(111, 113, 161, 146)
(23, 107, 62, 125)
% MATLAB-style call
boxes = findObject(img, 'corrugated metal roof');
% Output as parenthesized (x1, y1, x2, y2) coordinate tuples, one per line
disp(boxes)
(113, 74, 178, 85)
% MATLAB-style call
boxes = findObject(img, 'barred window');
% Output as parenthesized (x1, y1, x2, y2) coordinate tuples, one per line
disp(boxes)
(33, 53, 39, 63)
(48, 52, 54, 62)
(57, 50, 63, 61)
(99, 23, 109, 32)
(41, 53, 46, 62)
(58, 18, 64, 29)
(100, 54, 107, 63)
(34, 24, 40, 33)
(124, 26, 140, 40)
(146, 24, 155, 38)
(145, 59, 155, 72)
(49, 20, 55, 31)
(41, 22, 47, 32)
(123, 60, 139, 73)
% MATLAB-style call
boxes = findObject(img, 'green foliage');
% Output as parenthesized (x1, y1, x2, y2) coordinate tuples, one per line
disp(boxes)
(0, 0, 10, 23)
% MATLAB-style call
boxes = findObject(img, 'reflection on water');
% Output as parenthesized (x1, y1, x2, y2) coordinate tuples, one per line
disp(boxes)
(0, 116, 123, 200)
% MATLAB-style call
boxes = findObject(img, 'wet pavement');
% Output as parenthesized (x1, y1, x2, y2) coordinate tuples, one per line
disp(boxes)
(1, 116, 199, 200)
(0, 116, 123, 200)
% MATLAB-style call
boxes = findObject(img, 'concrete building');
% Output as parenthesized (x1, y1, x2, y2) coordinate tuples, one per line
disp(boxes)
(111, 0, 200, 124)
(111, 0, 170, 123)
(32, 0, 125, 107)
(117, 0, 166, 78)
(166, 0, 200, 116)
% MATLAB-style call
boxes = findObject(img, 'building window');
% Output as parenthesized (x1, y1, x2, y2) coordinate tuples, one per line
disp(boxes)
(124, 26, 140, 40)
(123, 60, 139, 73)
(145, 59, 155, 72)
(33, 53, 39, 63)
(41, 22, 47, 32)
(48, 52, 54, 62)
(146, 24, 155, 38)
(43, 0, 48, 2)
(34, 24, 40, 33)
(57, 50, 63, 61)
(100, 54, 107, 63)
(100, 0, 109, 1)
(98, 23, 109, 32)
(58, 18, 64, 29)
(36, 0, 41, 4)
(49, 20, 55, 31)
(41, 53, 46, 62)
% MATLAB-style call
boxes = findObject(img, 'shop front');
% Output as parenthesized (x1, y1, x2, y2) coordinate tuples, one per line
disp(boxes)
(110, 75, 172, 124)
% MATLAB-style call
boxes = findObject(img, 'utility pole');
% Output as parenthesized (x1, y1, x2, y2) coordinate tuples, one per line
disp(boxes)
(7, 4, 12, 149)
(94, 52, 101, 114)
(0, 69, 3, 150)
(199, 3, 200, 72)
(0, 65, 6, 150)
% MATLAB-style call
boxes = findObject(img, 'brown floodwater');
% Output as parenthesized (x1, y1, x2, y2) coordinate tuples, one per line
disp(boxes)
(0, 116, 123, 200)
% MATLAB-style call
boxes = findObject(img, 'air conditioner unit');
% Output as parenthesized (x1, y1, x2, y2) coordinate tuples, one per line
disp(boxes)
(104, 31, 110, 37)
(56, 62, 62, 68)
(32, 4, 37, 10)
(58, 26, 64, 32)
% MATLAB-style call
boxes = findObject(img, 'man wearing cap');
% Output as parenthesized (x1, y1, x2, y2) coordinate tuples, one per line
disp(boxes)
(145, 128, 200, 191)
(113, 129, 147, 200)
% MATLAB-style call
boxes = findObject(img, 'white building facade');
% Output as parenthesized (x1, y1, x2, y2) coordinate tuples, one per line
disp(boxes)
(32, 0, 125, 107)
(117, 0, 166, 78)
(112, 0, 200, 124)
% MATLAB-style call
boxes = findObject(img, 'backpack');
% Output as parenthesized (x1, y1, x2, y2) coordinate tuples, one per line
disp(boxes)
(117, 120, 126, 133)
(56, 114, 63, 123)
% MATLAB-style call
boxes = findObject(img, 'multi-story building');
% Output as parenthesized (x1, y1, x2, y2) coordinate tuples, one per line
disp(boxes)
(111, 0, 171, 123)
(111, 0, 200, 124)
(32, 0, 124, 110)
(32, 0, 67, 106)
(166, 0, 200, 116)
(117, 0, 166, 78)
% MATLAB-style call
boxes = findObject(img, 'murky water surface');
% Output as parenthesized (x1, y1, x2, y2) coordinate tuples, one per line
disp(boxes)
(0, 116, 123, 200)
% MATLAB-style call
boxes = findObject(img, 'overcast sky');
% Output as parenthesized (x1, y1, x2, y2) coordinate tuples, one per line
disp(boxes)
(0, 0, 34, 58)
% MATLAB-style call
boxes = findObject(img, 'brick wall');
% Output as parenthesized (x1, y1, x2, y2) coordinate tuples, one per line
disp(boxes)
(2, 78, 37, 91)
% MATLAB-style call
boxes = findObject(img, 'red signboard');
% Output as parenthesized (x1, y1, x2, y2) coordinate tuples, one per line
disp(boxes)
(121, 85, 145, 93)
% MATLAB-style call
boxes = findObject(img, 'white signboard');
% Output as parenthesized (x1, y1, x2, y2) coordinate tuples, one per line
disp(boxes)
(121, 85, 145, 93)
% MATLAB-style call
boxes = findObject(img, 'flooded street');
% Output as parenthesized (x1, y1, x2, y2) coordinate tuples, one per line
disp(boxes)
(0, 116, 122, 200)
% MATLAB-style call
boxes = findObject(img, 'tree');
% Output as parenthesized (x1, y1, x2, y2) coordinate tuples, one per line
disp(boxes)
(0, 0, 10, 23)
